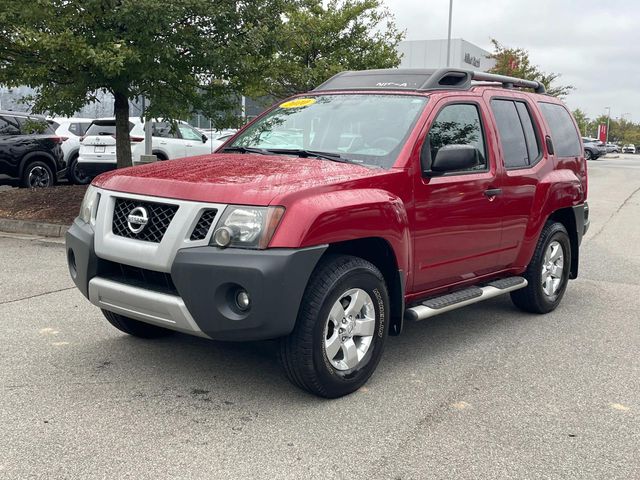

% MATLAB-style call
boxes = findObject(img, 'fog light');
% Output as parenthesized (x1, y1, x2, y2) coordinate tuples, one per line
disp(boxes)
(213, 226, 233, 247)
(236, 290, 250, 311)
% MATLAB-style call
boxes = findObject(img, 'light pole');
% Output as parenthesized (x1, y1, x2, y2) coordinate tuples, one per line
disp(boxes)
(604, 107, 611, 144)
(446, 0, 453, 67)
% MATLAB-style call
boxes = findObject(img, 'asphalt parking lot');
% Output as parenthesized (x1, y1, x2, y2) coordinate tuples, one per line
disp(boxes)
(1, 155, 639, 479)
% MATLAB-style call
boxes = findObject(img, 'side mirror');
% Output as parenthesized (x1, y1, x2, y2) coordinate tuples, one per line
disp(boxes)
(431, 144, 479, 173)
(202, 134, 208, 143)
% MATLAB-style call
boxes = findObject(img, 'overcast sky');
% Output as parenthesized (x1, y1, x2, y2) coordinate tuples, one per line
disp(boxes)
(385, 0, 639, 122)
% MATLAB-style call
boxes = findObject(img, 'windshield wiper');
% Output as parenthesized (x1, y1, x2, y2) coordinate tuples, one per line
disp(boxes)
(220, 146, 270, 155)
(264, 148, 353, 164)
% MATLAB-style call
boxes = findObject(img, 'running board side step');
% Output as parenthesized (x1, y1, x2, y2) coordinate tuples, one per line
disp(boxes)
(405, 276, 528, 322)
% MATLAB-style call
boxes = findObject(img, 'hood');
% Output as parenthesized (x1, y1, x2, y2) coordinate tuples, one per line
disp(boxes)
(93, 153, 390, 206)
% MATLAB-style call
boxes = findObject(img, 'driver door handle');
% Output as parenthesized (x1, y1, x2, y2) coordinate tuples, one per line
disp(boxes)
(484, 188, 503, 198)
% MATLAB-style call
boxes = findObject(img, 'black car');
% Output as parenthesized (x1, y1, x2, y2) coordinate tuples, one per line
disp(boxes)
(0, 111, 66, 187)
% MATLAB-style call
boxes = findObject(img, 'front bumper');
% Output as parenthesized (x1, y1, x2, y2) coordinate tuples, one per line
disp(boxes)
(66, 220, 326, 341)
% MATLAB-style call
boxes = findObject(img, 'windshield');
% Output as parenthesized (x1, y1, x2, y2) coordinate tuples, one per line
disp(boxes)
(229, 94, 428, 169)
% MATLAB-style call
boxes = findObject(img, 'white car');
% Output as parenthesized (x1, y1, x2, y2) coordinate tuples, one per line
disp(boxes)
(78, 118, 224, 179)
(622, 144, 636, 154)
(49, 117, 94, 184)
(196, 128, 237, 145)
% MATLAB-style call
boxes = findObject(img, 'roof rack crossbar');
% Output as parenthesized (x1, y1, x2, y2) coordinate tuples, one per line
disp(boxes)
(470, 71, 546, 94)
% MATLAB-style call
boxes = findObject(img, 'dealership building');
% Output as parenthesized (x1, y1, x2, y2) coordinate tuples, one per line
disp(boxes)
(397, 38, 495, 72)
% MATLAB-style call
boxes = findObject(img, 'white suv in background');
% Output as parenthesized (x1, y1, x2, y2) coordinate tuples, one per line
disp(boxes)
(49, 117, 94, 184)
(77, 118, 224, 179)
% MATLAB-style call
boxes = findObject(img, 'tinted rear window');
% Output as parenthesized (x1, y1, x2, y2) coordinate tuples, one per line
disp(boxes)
(491, 100, 529, 168)
(538, 103, 581, 157)
(85, 121, 134, 136)
(16, 117, 55, 134)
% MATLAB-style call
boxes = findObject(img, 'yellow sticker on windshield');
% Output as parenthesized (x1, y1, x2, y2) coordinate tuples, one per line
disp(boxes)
(280, 98, 316, 109)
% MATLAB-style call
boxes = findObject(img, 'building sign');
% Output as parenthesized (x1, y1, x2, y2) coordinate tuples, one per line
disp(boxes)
(464, 52, 481, 68)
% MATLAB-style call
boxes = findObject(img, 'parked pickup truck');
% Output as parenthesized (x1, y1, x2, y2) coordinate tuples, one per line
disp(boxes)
(66, 68, 590, 398)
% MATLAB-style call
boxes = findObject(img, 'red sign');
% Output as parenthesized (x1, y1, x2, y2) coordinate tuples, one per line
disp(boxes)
(598, 124, 607, 143)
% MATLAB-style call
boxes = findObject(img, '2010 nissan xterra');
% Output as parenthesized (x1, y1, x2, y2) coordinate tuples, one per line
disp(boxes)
(66, 68, 589, 398)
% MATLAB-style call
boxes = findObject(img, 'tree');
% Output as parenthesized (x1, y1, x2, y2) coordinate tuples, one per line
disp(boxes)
(0, 0, 286, 168)
(487, 39, 573, 98)
(572, 109, 590, 137)
(248, 0, 404, 99)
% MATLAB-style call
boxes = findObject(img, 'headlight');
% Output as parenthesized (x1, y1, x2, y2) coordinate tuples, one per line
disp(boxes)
(212, 205, 285, 249)
(79, 185, 100, 226)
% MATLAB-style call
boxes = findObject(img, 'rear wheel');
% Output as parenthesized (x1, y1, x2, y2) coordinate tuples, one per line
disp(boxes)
(279, 255, 389, 398)
(102, 310, 175, 338)
(511, 222, 571, 314)
(67, 155, 91, 185)
(21, 160, 54, 188)
(584, 149, 593, 160)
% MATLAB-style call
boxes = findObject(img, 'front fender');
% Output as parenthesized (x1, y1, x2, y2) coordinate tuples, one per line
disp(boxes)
(269, 188, 411, 275)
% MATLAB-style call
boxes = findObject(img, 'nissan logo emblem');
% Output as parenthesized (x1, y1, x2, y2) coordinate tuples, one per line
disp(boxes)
(127, 206, 149, 234)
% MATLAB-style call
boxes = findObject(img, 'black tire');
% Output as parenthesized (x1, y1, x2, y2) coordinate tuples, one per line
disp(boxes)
(279, 255, 389, 398)
(67, 155, 91, 185)
(584, 149, 592, 160)
(102, 309, 174, 338)
(21, 160, 54, 188)
(511, 222, 571, 314)
(153, 151, 168, 161)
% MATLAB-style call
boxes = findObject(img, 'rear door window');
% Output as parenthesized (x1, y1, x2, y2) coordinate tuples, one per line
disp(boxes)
(152, 122, 179, 138)
(538, 102, 582, 157)
(515, 102, 540, 162)
(491, 100, 529, 168)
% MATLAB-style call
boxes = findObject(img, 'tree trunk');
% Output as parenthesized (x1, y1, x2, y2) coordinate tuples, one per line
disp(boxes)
(113, 90, 133, 169)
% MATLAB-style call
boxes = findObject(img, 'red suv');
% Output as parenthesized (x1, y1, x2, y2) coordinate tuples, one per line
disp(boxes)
(66, 69, 589, 398)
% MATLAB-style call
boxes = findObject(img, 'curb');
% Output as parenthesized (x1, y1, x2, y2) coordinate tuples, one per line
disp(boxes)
(0, 218, 68, 237)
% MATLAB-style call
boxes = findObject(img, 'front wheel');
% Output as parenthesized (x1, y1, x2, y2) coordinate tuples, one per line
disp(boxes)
(511, 222, 571, 314)
(279, 255, 389, 398)
(67, 155, 91, 185)
(584, 150, 593, 160)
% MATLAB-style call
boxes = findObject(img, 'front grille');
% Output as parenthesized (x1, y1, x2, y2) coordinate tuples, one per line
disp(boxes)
(190, 209, 218, 241)
(112, 198, 178, 243)
(97, 258, 178, 296)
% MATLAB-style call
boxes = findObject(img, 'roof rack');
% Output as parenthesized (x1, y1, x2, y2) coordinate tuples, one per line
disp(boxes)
(313, 68, 546, 94)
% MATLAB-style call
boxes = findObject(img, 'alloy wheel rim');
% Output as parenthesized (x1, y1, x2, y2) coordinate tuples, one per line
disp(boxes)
(73, 161, 88, 182)
(323, 288, 376, 371)
(541, 240, 564, 297)
(28, 166, 51, 188)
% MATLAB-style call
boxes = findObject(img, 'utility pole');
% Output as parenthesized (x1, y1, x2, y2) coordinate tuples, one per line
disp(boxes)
(446, 0, 454, 67)
(605, 107, 611, 144)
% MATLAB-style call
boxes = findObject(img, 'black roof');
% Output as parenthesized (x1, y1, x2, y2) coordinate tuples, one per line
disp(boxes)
(314, 68, 546, 94)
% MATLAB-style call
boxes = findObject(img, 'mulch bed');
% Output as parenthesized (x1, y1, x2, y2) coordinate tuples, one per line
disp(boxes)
(0, 185, 88, 225)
